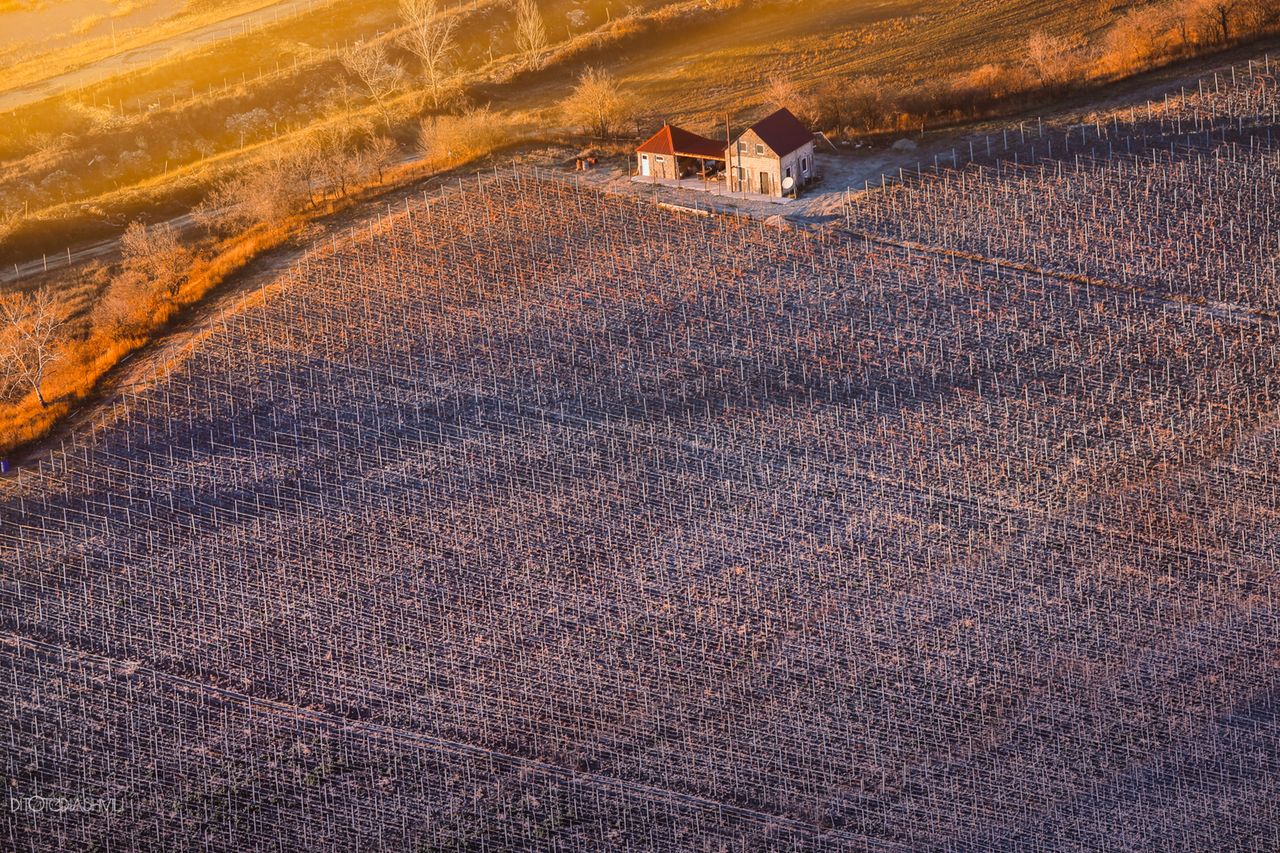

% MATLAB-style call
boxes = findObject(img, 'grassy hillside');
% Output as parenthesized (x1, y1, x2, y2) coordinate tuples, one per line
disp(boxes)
(6, 0, 1275, 265)
(0, 0, 1120, 261)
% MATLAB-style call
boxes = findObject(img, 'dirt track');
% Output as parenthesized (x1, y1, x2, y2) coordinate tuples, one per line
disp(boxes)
(0, 0, 325, 112)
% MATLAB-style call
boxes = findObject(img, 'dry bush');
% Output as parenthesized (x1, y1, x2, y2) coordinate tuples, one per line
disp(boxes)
(763, 75, 820, 128)
(1100, 7, 1172, 73)
(1244, 0, 1280, 27)
(92, 221, 191, 343)
(418, 107, 513, 164)
(947, 63, 1034, 112)
(121, 221, 191, 302)
(0, 209, 23, 245)
(95, 268, 161, 339)
(560, 67, 633, 138)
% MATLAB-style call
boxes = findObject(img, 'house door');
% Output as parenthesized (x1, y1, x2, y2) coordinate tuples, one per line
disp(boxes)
(640, 155, 650, 177)
(759, 171, 771, 195)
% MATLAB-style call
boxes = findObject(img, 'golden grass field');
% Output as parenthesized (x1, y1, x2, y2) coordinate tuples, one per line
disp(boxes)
(0, 0, 1121, 263)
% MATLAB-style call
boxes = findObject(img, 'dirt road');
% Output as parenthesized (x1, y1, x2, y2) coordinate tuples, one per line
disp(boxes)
(0, 0, 324, 112)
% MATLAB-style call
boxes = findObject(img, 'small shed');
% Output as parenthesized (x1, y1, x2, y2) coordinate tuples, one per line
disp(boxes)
(726, 108, 816, 197)
(636, 124, 727, 180)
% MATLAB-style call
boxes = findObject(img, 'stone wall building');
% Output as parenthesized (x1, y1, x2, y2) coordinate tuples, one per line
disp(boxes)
(725, 108, 816, 198)
(635, 124, 727, 180)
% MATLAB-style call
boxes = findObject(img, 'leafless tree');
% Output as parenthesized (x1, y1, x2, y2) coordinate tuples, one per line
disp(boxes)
(0, 288, 64, 408)
(1026, 31, 1083, 90)
(121, 221, 191, 303)
(398, 0, 459, 109)
(314, 123, 371, 198)
(358, 135, 400, 184)
(764, 75, 819, 128)
(1169, 1, 1197, 47)
(514, 0, 548, 68)
(561, 67, 632, 138)
(1198, 0, 1242, 41)
(341, 41, 405, 128)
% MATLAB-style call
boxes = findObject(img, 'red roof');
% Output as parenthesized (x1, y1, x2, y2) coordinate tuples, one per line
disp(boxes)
(749, 108, 813, 156)
(636, 124, 726, 160)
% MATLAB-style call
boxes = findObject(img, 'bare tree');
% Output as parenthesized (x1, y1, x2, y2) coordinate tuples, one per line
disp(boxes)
(561, 67, 632, 138)
(358, 135, 399, 184)
(341, 41, 405, 128)
(1198, 0, 1242, 41)
(514, 0, 548, 68)
(315, 123, 372, 198)
(764, 75, 819, 128)
(1026, 31, 1082, 90)
(399, 0, 459, 109)
(0, 288, 64, 408)
(1169, 1, 1197, 47)
(121, 221, 191, 302)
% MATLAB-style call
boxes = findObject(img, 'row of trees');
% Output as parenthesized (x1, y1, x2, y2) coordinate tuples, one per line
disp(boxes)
(341, 0, 551, 122)
(1102, 0, 1280, 73)
(197, 123, 399, 235)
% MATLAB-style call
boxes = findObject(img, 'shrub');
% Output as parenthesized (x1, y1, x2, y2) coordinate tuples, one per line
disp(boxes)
(418, 107, 513, 165)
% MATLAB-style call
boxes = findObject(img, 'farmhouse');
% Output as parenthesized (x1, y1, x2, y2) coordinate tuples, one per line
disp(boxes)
(726, 108, 816, 197)
(635, 124, 726, 180)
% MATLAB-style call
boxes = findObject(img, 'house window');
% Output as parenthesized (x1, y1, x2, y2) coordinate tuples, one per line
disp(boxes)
(736, 167, 745, 180)
(802, 157, 809, 174)
(738, 141, 747, 154)
(756, 144, 765, 156)
(655, 156, 665, 162)
(785, 166, 793, 179)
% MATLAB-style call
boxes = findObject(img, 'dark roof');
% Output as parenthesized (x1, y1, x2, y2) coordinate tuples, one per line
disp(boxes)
(636, 124, 726, 160)
(749, 108, 813, 156)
